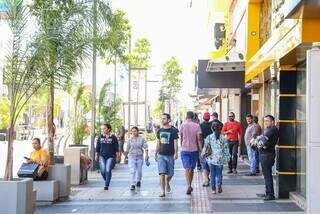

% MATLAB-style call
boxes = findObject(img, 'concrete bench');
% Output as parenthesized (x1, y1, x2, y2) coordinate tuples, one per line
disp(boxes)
(33, 180, 59, 202)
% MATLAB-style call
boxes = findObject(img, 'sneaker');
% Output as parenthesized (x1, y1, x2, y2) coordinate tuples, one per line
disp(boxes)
(217, 185, 222, 193)
(186, 187, 193, 195)
(166, 183, 171, 193)
(245, 173, 256, 176)
(263, 195, 275, 201)
(212, 190, 217, 194)
(202, 181, 209, 187)
(159, 192, 165, 197)
(227, 170, 233, 174)
(233, 169, 238, 174)
(104, 186, 109, 190)
(136, 181, 141, 187)
(130, 185, 135, 191)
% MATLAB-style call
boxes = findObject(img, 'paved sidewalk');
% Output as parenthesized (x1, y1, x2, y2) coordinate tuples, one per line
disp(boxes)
(36, 145, 304, 213)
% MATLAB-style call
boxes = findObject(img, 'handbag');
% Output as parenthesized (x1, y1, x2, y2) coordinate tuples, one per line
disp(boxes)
(201, 144, 212, 158)
(17, 163, 40, 179)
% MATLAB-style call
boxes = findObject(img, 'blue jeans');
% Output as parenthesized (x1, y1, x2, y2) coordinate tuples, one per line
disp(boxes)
(99, 156, 115, 187)
(129, 156, 143, 185)
(210, 164, 223, 191)
(246, 145, 257, 173)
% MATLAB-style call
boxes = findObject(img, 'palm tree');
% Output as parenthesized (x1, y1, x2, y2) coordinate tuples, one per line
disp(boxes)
(3, 0, 51, 180)
(30, 0, 114, 164)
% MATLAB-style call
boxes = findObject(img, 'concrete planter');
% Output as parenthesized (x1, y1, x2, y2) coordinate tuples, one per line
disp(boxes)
(64, 146, 89, 185)
(48, 164, 71, 199)
(0, 178, 34, 214)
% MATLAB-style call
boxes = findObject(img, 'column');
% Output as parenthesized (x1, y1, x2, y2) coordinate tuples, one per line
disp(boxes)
(306, 49, 320, 213)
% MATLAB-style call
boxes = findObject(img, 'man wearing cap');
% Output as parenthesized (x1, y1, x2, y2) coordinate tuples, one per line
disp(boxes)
(200, 112, 212, 187)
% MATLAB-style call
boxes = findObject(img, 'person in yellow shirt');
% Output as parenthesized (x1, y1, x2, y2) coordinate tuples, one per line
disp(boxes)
(25, 138, 49, 180)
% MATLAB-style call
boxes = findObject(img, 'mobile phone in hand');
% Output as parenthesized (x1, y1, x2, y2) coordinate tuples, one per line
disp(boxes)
(24, 156, 30, 160)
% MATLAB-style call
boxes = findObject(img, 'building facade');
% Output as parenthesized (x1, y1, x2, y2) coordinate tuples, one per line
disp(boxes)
(227, 0, 320, 212)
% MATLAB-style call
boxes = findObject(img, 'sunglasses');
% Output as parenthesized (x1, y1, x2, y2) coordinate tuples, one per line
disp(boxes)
(228, 115, 234, 118)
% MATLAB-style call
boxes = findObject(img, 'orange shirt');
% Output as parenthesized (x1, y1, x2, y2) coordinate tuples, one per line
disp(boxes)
(222, 121, 243, 141)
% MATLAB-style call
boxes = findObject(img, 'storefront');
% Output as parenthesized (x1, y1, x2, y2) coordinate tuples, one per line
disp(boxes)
(244, 1, 320, 211)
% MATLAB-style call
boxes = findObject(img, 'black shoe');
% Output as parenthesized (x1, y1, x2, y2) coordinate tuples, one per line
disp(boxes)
(136, 181, 141, 187)
(227, 170, 233, 174)
(186, 187, 193, 195)
(264, 195, 275, 201)
(130, 185, 135, 191)
(104, 186, 109, 190)
(245, 173, 256, 176)
(257, 193, 266, 198)
(256, 169, 260, 174)
(233, 169, 238, 174)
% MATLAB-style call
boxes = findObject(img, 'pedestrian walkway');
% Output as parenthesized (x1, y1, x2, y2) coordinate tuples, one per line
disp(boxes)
(36, 150, 304, 213)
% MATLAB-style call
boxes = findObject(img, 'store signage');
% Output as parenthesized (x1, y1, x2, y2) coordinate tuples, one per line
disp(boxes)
(284, 0, 303, 18)
(272, 0, 286, 30)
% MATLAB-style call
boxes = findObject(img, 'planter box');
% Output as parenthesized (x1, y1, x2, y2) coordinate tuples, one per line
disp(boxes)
(0, 178, 34, 214)
(64, 146, 88, 185)
(48, 164, 71, 199)
(34, 180, 59, 202)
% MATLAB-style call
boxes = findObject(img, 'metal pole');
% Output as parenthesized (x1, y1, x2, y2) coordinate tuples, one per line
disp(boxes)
(135, 70, 140, 126)
(144, 71, 147, 130)
(114, 56, 116, 106)
(128, 36, 131, 136)
(90, 0, 97, 170)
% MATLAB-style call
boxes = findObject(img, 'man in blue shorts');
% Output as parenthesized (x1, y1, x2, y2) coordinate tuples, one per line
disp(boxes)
(180, 111, 202, 195)
(156, 113, 179, 197)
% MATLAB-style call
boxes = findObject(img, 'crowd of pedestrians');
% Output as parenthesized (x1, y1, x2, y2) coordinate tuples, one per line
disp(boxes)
(94, 110, 279, 201)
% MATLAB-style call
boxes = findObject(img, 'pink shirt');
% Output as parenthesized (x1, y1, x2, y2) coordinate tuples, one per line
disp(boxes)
(179, 121, 202, 152)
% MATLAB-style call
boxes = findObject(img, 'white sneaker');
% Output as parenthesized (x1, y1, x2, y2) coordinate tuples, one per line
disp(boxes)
(212, 190, 216, 194)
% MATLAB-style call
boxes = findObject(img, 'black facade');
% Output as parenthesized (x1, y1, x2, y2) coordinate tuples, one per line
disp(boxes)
(197, 60, 245, 89)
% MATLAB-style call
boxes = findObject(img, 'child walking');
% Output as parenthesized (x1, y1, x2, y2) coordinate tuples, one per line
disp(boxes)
(201, 121, 230, 194)
(125, 126, 149, 190)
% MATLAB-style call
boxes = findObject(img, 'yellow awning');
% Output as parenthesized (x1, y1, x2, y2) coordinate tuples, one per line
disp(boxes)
(245, 19, 302, 82)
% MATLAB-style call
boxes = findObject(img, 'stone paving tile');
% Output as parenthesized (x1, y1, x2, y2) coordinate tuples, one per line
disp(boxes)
(36, 149, 304, 214)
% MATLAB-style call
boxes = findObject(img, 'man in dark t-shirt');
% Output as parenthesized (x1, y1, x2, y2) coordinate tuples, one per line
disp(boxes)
(156, 113, 179, 197)
(200, 112, 213, 187)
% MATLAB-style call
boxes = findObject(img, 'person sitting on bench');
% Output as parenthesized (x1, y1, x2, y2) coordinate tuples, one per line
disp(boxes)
(24, 138, 49, 180)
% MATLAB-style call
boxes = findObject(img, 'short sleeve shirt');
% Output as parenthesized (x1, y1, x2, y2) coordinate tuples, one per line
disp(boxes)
(157, 127, 179, 156)
(180, 121, 202, 152)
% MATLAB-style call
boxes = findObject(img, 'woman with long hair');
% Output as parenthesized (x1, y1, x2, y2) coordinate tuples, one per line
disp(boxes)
(201, 121, 230, 194)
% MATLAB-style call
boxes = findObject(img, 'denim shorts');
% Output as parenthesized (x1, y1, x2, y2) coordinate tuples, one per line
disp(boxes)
(201, 158, 210, 171)
(157, 154, 175, 177)
(181, 151, 199, 170)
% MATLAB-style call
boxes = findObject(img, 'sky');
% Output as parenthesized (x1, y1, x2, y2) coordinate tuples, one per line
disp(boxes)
(0, 0, 213, 111)
(109, 0, 212, 104)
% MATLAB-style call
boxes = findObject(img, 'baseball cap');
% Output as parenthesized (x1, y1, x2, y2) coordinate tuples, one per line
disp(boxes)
(203, 112, 210, 121)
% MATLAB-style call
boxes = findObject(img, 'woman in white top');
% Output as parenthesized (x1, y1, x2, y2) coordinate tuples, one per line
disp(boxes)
(125, 126, 149, 190)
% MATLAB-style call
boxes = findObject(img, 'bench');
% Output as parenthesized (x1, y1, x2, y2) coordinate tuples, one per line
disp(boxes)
(33, 180, 59, 202)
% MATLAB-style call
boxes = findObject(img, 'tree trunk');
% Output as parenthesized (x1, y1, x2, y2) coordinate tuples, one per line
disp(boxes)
(47, 84, 55, 165)
(4, 126, 14, 180)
